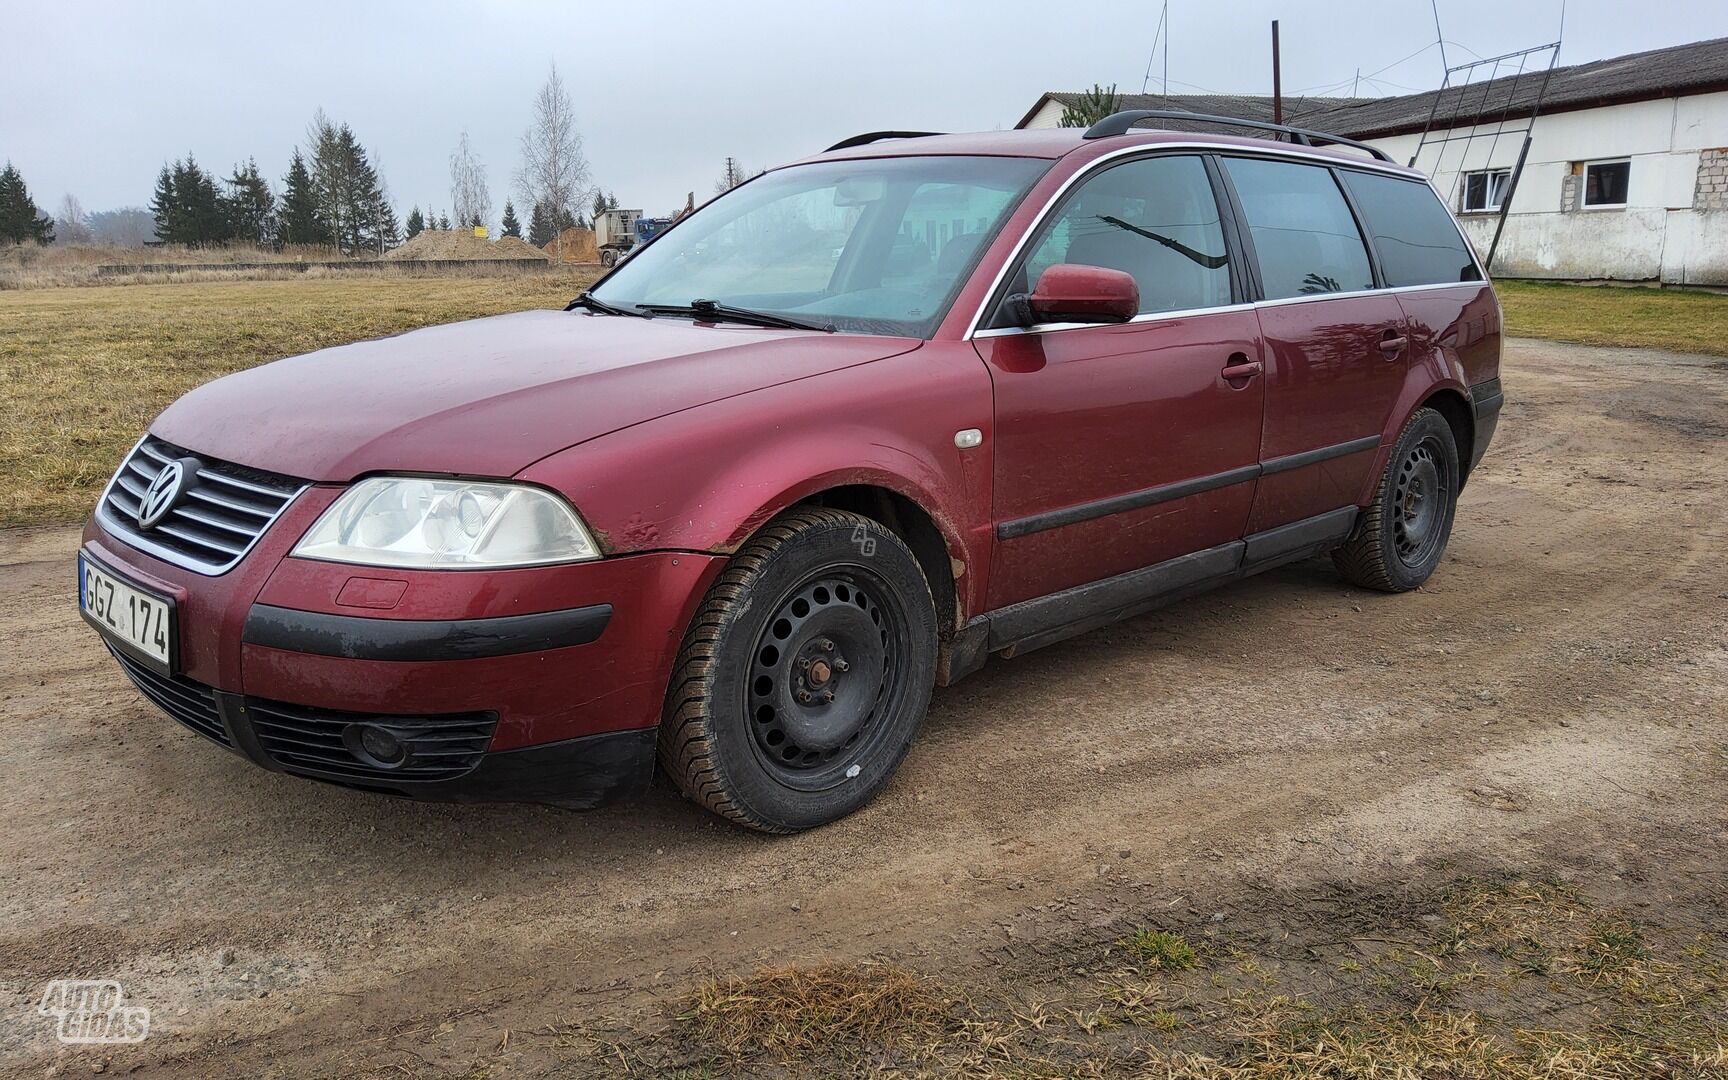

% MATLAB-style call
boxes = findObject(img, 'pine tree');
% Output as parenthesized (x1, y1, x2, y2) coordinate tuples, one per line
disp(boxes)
(223, 158, 275, 249)
(438, 211, 450, 230)
(149, 165, 179, 244)
(500, 200, 521, 238)
(0, 163, 54, 245)
(405, 206, 424, 238)
(1058, 84, 1122, 128)
(527, 200, 551, 247)
(150, 156, 229, 246)
(307, 113, 390, 255)
(277, 149, 327, 248)
(591, 189, 608, 222)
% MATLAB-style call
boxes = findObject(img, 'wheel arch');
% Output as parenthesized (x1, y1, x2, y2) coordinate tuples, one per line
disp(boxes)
(1419, 387, 1474, 488)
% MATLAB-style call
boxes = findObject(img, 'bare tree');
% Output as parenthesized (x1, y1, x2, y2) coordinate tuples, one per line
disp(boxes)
(55, 193, 92, 245)
(449, 131, 491, 234)
(516, 63, 590, 259)
(714, 157, 748, 195)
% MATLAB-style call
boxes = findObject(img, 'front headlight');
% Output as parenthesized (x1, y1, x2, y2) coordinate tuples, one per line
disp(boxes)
(292, 477, 600, 569)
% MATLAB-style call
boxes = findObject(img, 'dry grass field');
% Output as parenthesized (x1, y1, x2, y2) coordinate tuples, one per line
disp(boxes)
(0, 273, 596, 527)
(2, 274, 1722, 530)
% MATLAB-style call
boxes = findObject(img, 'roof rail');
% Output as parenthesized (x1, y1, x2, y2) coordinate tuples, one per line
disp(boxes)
(825, 130, 945, 153)
(1081, 109, 1392, 163)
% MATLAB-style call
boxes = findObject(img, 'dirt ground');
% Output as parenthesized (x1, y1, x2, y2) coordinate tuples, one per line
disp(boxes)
(2, 337, 1724, 1077)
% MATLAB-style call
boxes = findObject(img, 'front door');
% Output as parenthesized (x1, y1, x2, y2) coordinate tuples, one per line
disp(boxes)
(974, 154, 1266, 610)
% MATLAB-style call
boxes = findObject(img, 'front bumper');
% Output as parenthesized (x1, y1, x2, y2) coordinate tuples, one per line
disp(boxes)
(83, 493, 723, 806)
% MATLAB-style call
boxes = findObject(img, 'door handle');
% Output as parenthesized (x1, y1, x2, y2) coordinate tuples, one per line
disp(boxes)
(1378, 329, 1407, 357)
(1220, 356, 1262, 383)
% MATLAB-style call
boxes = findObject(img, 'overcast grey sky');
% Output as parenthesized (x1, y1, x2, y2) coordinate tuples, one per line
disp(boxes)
(6, 0, 1727, 227)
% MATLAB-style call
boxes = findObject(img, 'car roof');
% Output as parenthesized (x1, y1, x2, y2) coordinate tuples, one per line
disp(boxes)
(795, 126, 1425, 178)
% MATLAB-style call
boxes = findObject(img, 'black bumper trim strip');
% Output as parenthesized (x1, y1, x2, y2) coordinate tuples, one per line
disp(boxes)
(242, 602, 612, 661)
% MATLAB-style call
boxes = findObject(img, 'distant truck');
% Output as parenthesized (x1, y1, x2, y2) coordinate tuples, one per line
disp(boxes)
(595, 209, 672, 267)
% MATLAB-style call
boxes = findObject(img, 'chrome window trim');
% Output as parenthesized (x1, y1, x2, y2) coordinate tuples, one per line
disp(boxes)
(974, 281, 1486, 339)
(94, 435, 310, 577)
(963, 139, 1488, 340)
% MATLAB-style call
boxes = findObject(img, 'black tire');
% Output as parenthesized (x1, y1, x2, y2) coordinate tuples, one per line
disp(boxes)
(600, 249, 617, 267)
(1332, 407, 1460, 593)
(658, 508, 937, 833)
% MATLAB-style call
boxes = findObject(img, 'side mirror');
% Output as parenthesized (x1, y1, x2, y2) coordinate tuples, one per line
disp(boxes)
(1009, 264, 1139, 326)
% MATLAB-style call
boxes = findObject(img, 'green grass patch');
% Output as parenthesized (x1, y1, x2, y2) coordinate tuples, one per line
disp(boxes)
(1496, 279, 1728, 356)
(1124, 928, 1200, 970)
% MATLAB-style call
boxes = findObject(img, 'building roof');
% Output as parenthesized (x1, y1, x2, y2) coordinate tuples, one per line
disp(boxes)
(1014, 91, 1353, 132)
(1024, 35, 1728, 141)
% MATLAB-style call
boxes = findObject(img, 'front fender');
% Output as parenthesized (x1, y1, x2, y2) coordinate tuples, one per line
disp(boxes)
(517, 343, 997, 620)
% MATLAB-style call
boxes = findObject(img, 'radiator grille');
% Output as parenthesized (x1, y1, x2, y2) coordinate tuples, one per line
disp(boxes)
(98, 436, 306, 574)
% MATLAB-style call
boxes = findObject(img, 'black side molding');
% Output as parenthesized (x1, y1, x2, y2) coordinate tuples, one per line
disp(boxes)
(996, 436, 1381, 541)
(243, 603, 612, 662)
(1260, 435, 1381, 476)
(941, 506, 1360, 670)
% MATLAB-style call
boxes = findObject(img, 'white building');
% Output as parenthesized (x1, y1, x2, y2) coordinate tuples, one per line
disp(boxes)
(1018, 37, 1728, 286)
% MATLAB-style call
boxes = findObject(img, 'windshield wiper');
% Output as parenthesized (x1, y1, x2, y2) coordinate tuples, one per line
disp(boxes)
(637, 298, 835, 333)
(565, 293, 647, 317)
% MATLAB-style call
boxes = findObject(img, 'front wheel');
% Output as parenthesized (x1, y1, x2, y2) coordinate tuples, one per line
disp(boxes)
(658, 509, 937, 832)
(1333, 407, 1459, 592)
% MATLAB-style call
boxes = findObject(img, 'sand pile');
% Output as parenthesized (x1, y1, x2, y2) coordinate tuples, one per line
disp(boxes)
(386, 230, 550, 262)
(492, 235, 553, 261)
(543, 227, 599, 263)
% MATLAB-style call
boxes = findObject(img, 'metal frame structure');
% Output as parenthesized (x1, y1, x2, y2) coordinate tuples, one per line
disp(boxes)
(1407, 42, 1562, 271)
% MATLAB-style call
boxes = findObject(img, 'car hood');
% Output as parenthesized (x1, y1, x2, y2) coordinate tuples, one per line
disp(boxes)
(152, 309, 921, 481)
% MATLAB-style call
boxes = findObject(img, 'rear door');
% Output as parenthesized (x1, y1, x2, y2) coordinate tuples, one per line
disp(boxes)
(973, 154, 1265, 609)
(1218, 156, 1408, 534)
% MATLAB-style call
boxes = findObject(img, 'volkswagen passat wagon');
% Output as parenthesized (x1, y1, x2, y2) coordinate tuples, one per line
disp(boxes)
(81, 112, 1503, 832)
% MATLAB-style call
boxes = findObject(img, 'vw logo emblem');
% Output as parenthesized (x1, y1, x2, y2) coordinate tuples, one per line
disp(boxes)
(137, 460, 190, 530)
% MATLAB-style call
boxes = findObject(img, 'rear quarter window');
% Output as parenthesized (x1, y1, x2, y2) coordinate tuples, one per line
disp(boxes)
(1339, 170, 1483, 287)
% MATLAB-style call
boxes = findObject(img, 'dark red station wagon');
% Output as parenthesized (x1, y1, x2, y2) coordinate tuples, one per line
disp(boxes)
(80, 112, 1503, 832)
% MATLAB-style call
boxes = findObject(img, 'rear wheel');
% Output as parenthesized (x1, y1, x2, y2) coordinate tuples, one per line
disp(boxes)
(600, 249, 617, 267)
(658, 509, 936, 832)
(1333, 407, 1459, 592)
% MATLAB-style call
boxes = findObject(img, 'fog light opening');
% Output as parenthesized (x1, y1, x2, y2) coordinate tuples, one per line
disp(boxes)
(343, 723, 410, 769)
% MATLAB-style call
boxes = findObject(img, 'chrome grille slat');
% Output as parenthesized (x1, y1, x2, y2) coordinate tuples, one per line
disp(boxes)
(96, 436, 307, 575)
(197, 469, 295, 499)
(151, 521, 246, 556)
(173, 504, 260, 537)
(183, 486, 274, 518)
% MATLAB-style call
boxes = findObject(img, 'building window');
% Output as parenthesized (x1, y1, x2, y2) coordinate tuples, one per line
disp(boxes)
(1582, 159, 1631, 207)
(1460, 169, 1512, 212)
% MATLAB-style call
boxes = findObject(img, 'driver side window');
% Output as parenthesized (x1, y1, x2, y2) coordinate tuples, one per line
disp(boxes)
(1018, 155, 1232, 317)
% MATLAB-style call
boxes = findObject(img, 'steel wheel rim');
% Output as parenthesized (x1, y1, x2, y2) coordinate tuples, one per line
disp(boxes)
(1392, 435, 1449, 568)
(744, 566, 908, 790)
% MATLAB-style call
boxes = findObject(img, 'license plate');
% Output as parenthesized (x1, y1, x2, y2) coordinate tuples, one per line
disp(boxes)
(79, 554, 177, 675)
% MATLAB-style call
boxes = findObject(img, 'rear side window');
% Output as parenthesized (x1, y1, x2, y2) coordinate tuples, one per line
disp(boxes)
(1020, 155, 1232, 316)
(1340, 170, 1482, 287)
(1222, 157, 1374, 300)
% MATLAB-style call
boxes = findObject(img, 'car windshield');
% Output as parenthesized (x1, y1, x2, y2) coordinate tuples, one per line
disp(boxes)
(590, 155, 1049, 337)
